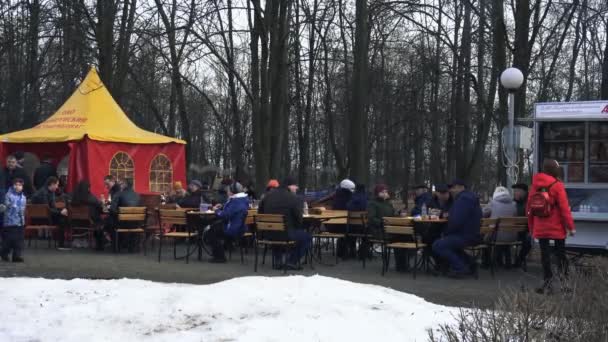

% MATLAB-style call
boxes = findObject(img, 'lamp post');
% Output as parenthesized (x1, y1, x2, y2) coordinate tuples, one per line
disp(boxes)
(500, 67, 524, 190)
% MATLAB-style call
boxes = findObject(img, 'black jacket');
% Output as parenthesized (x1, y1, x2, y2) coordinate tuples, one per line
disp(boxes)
(3, 167, 33, 196)
(72, 193, 103, 223)
(31, 187, 60, 216)
(429, 195, 453, 214)
(177, 190, 210, 208)
(109, 183, 121, 200)
(258, 188, 303, 233)
(33, 162, 58, 190)
(110, 187, 141, 215)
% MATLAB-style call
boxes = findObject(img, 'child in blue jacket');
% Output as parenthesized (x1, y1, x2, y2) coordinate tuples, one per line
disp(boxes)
(1, 178, 27, 262)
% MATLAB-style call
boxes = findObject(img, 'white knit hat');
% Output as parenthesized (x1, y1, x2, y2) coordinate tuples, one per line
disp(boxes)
(339, 179, 356, 192)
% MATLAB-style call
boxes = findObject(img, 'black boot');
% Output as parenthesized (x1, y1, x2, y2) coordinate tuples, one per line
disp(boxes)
(1, 254, 10, 262)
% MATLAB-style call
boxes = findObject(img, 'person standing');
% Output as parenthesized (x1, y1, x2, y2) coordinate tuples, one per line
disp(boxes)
(1, 178, 27, 262)
(511, 183, 531, 267)
(33, 156, 58, 190)
(432, 179, 482, 278)
(3, 155, 33, 197)
(31, 176, 69, 248)
(258, 177, 309, 269)
(208, 183, 249, 263)
(528, 159, 575, 294)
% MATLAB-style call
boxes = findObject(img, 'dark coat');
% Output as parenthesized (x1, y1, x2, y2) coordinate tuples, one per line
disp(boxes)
(109, 183, 121, 200)
(258, 188, 303, 233)
(333, 188, 352, 210)
(445, 190, 482, 243)
(367, 197, 396, 233)
(110, 187, 141, 215)
(177, 190, 204, 208)
(215, 193, 249, 237)
(31, 187, 60, 216)
(346, 191, 368, 212)
(515, 198, 527, 217)
(71, 193, 103, 223)
(411, 192, 433, 216)
(3, 167, 33, 197)
(429, 195, 453, 214)
(33, 162, 57, 190)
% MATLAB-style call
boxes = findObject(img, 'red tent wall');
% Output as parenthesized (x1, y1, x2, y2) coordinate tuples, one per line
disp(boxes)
(1, 137, 186, 197)
(84, 138, 186, 196)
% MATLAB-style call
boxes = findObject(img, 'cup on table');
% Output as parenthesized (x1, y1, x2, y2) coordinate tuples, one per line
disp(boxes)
(200, 203, 210, 212)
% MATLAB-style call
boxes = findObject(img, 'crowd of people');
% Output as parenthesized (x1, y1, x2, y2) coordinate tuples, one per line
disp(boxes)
(0, 151, 576, 292)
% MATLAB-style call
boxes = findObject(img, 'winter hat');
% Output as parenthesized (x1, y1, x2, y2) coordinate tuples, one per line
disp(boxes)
(492, 186, 510, 200)
(282, 176, 298, 187)
(173, 181, 184, 191)
(267, 179, 280, 188)
(189, 180, 203, 189)
(339, 179, 356, 192)
(435, 184, 449, 193)
(511, 183, 528, 192)
(374, 184, 388, 195)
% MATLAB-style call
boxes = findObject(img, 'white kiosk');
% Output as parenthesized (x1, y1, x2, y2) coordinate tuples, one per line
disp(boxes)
(534, 101, 608, 250)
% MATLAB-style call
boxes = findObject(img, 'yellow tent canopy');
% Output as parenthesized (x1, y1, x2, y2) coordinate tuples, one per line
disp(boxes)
(0, 68, 185, 145)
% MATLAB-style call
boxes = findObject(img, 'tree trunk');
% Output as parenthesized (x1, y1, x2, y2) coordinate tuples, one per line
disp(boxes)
(348, 0, 370, 184)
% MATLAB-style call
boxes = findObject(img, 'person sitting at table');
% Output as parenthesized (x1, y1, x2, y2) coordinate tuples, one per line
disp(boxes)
(106, 178, 141, 251)
(432, 179, 482, 278)
(367, 184, 409, 271)
(71, 180, 104, 250)
(260, 179, 279, 201)
(333, 179, 355, 210)
(177, 180, 209, 209)
(258, 176, 309, 269)
(329, 179, 355, 258)
(411, 184, 433, 216)
(343, 183, 369, 258)
(31, 176, 69, 249)
(428, 184, 452, 217)
(482, 186, 517, 268)
(166, 181, 187, 204)
(207, 183, 249, 263)
(103, 175, 122, 203)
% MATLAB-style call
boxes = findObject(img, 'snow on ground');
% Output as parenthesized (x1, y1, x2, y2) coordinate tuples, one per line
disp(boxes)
(0, 275, 456, 342)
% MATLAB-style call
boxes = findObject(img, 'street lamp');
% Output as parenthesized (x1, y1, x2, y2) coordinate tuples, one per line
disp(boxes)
(500, 67, 524, 190)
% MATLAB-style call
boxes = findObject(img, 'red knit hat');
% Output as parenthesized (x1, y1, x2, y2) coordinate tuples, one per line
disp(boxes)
(374, 184, 388, 195)
(267, 179, 280, 188)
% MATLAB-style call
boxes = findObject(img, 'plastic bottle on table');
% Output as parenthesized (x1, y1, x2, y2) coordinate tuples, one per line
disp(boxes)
(303, 201, 309, 216)
(421, 203, 428, 217)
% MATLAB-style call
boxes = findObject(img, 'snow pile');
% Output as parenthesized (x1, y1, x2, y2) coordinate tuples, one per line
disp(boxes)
(0, 275, 455, 341)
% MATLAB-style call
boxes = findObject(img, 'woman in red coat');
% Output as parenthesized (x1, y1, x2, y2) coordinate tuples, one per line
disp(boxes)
(527, 159, 576, 293)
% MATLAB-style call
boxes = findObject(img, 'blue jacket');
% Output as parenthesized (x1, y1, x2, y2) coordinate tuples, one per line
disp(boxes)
(215, 193, 249, 238)
(4, 187, 26, 227)
(445, 190, 482, 243)
(411, 192, 433, 216)
(346, 191, 368, 211)
(333, 188, 352, 210)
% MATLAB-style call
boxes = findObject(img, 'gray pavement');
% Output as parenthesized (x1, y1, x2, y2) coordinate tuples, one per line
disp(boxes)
(0, 243, 544, 308)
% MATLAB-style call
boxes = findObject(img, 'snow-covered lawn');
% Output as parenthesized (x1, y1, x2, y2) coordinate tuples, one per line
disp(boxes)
(0, 275, 456, 341)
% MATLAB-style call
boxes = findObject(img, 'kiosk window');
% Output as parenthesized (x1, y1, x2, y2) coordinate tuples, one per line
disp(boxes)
(589, 123, 608, 183)
(541, 122, 585, 182)
(109, 152, 135, 184)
